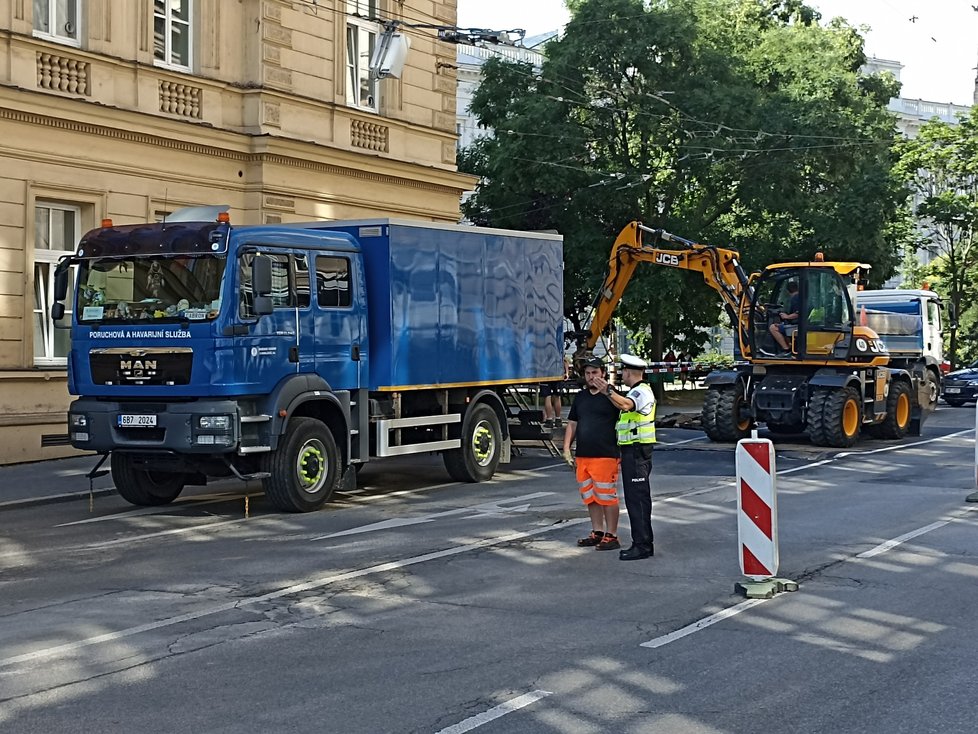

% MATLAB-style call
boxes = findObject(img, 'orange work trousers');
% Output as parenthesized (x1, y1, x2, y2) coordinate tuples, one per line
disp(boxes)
(576, 457, 620, 506)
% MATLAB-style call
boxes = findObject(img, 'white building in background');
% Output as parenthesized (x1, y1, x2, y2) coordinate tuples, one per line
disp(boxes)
(863, 57, 976, 285)
(456, 33, 556, 151)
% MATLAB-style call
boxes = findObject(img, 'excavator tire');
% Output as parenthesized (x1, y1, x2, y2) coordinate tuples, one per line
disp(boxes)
(866, 379, 913, 440)
(806, 386, 862, 448)
(701, 384, 752, 442)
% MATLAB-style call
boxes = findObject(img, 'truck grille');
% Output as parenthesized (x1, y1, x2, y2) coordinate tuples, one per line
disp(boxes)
(90, 348, 193, 386)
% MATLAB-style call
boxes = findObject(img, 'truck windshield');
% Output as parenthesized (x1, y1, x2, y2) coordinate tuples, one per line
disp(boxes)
(76, 255, 227, 324)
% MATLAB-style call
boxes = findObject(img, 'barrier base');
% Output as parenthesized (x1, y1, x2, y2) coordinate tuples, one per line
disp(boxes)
(735, 577, 799, 599)
(966, 491, 978, 503)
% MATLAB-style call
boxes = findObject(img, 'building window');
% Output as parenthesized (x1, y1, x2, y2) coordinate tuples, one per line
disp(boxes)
(154, 0, 192, 70)
(33, 0, 80, 46)
(33, 203, 80, 367)
(346, 0, 379, 112)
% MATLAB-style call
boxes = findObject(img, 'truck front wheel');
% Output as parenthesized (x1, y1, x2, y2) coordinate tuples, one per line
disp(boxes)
(262, 417, 340, 512)
(444, 404, 502, 482)
(111, 453, 186, 506)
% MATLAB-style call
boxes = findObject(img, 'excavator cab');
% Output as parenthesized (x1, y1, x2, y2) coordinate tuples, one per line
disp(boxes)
(749, 265, 859, 363)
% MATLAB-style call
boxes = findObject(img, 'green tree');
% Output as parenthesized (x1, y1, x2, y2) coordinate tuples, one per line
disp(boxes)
(460, 0, 909, 357)
(895, 108, 978, 368)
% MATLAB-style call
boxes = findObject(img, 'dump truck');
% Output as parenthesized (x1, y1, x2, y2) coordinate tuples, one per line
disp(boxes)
(856, 288, 949, 413)
(51, 208, 564, 511)
(580, 222, 929, 448)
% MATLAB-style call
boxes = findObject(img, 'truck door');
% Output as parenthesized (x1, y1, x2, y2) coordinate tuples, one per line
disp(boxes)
(312, 253, 363, 390)
(236, 250, 304, 392)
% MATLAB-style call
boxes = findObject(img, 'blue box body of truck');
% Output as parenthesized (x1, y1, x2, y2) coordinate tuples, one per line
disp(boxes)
(56, 211, 564, 512)
(322, 220, 563, 390)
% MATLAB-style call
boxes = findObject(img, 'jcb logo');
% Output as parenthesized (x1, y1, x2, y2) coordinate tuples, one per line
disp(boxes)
(654, 253, 680, 267)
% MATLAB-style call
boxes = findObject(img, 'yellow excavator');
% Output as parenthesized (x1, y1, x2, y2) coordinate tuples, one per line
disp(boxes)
(580, 221, 930, 447)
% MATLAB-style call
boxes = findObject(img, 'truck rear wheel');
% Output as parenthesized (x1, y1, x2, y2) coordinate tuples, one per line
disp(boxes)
(262, 417, 339, 512)
(701, 385, 752, 442)
(110, 453, 186, 506)
(444, 404, 502, 482)
(807, 386, 861, 447)
(870, 380, 913, 439)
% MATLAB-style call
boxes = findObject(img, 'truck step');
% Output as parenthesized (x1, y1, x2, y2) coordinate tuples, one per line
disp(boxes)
(238, 445, 272, 454)
(240, 415, 272, 423)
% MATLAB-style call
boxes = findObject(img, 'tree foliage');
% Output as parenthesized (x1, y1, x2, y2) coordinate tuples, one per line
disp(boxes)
(895, 108, 978, 368)
(459, 0, 909, 358)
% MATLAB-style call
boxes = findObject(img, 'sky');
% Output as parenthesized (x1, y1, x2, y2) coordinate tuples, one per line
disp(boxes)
(456, 0, 978, 105)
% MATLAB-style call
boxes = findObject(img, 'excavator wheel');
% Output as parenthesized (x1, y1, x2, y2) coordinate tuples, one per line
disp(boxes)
(866, 379, 913, 440)
(701, 384, 753, 442)
(807, 386, 862, 448)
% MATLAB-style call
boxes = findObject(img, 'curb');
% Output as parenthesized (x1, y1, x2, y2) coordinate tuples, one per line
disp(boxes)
(0, 487, 117, 511)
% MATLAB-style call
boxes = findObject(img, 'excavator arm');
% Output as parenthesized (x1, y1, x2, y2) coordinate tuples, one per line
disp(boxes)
(583, 221, 755, 356)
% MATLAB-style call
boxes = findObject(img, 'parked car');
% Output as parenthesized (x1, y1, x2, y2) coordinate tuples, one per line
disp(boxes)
(942, 360, 978, 406)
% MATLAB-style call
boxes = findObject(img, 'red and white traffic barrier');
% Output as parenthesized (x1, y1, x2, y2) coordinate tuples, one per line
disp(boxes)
(736, 436, 779, 580)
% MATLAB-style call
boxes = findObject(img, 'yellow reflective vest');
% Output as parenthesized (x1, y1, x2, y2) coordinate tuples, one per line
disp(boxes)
(616, 382, 657, 445)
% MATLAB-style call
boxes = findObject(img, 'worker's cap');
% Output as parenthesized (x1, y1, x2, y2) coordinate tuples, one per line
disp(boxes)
(620, 354, 648, 371)
(582, 357, 606, 370)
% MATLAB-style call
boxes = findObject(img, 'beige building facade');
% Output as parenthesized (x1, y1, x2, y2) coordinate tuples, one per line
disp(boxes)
(0, 0, 472, 464)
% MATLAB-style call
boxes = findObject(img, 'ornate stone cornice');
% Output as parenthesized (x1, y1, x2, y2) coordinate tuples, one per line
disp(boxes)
(0, 106, 469, 195)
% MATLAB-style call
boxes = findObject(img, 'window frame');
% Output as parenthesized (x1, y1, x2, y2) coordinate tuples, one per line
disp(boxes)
(238, 250, 299, 320)
(33, 202, 81, 367)
(153, 0, 194, 72)
(345, 0, 380, 113)
(32, 0, 82, 47)
(315, 255, 353, 309)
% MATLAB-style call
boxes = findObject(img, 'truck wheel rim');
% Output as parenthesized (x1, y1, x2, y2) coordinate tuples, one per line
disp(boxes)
(843, 399, 859, 436)
(471, 421, 495, 467)
(297, 440, 327, 493)
(896, 392, 910, 426)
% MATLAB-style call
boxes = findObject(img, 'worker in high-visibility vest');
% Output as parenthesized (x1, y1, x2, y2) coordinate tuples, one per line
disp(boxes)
(592, 353, 656, 560)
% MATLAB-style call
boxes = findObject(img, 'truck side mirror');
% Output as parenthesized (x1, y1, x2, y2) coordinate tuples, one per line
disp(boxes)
(948, 303, 958, 330)
(51, 260, 70, 322)
(251, 255, 274, 316)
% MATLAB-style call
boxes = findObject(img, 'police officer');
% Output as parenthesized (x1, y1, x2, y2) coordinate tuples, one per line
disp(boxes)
(592, 354, 656, 560)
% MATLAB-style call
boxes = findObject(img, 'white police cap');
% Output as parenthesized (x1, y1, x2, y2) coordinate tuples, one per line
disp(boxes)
(620, 353, 648, 370)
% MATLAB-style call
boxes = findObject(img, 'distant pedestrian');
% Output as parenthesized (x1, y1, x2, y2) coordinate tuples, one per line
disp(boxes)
(562, 357, 621, 551)
(592, 354, 656, 560)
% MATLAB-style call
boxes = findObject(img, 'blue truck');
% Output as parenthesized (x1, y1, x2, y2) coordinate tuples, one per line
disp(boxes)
(51, 208, 563, 512)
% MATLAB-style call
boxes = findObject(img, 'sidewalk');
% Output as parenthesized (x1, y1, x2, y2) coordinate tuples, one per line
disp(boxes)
(0, 388, 709, 510)
(0, 454, 115, 509)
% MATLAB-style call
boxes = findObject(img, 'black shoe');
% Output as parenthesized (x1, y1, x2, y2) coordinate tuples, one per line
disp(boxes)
(619, 545, 653, 561)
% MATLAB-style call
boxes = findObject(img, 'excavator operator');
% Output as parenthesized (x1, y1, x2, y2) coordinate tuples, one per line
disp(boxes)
(769, 280, 800, 356)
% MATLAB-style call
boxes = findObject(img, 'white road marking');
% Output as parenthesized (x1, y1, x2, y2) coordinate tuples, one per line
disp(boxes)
(659, 436, 707, 446)
(0, 518, 589, 670)
(641, 599, 768, 649)
(55, 494, 257, 526)
(312, 493, 553, 540)
(434, 690, 553, 734)
(857, 519, 955, 558)
(84, 519, 248, 548)
(641, 506, 978, 650)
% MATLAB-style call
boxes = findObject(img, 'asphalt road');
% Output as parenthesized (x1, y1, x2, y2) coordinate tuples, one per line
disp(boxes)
(0, 406, 975, 733)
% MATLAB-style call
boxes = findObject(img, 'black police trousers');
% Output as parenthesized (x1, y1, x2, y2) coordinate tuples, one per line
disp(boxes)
(620, 442, 654, 551)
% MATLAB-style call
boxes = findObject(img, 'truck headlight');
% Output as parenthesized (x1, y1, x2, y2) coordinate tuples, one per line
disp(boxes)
(198, 415, 232, 430)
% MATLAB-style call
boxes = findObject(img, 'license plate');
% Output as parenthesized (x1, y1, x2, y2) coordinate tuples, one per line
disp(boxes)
(945, 388, 961, 394)
(118, 414, 157, 427)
